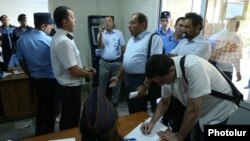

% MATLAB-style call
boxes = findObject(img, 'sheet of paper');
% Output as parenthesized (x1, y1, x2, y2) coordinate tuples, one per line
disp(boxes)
(125, 117, 167, 141)
(49, 138, 75, 141)
(1, 72, 12, 78)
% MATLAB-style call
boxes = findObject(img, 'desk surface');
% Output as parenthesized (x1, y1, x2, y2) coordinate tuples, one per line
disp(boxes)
(21, 112, 149, 141)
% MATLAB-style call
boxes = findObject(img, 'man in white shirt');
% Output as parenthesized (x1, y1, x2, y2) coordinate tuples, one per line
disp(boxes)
(141, 54, 237, 141)
(51, 6, 96, 131)
(170, 12, 211, 60)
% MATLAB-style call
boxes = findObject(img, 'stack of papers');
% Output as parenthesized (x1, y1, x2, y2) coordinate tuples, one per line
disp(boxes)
(125, 117, 167, 141)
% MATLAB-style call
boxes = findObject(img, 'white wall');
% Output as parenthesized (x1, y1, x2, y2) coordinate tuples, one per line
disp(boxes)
(1, 0, 160, 67)
(48, 0, 160, 66)
(0, 0, 48, 27)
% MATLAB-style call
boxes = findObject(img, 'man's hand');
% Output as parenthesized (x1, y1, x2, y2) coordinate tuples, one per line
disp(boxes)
(140, 121, 154, 135)
(109, 76, 118, 87)
(157, 129, 179, 141)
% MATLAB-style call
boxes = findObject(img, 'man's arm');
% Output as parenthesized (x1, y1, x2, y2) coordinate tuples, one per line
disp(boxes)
(97, 26, 104, 48)
(140, 96, 171, 135)
(109, 64, 125, 87)
(68, 65, 94, 80)
(177, 97, 201, 141)
(151, 96, 171, 124)
(19, 59, 30, 76)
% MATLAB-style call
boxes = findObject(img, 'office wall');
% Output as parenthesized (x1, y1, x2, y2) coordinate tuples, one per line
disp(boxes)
(0, 0, 48, 27)
(48, 0, 160, 66)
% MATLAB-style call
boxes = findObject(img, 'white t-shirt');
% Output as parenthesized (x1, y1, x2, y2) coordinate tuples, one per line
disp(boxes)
(161, 55, 237, 131)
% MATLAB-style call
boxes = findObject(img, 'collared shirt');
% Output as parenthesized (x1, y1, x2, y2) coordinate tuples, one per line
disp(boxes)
(155, 27, 174, 51)
(12, 25, 33, 44)
(161, 55, 237, 131)
(164, 32, 185, 54)
(50, 29, 83, 86)
(16, 29, 54, 78)
(123, 31, 163, 74)
(97, 29, 125, 60)
(171, 34, 211, 60)
(209, 30, 243, 72)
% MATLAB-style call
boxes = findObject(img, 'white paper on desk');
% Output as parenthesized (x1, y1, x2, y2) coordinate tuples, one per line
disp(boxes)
(13, 70, 24, 74)
(125, 117, 167, 141)
(1, 72, 12, 78)
(49, 138, 75, 141)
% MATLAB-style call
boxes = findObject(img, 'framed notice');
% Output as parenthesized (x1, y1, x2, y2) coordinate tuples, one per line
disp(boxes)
(223, 0, 249, 20)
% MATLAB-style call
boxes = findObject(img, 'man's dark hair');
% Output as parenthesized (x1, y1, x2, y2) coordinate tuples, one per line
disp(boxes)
(53, 6, 71, 28)
(175, 17, 185, 25)
(18, 14, 26, 22)
(0, 15, 7, 21)
(185, 12, 203, 30)
(132, 12, 148, 29)
(145, 54, 175, 79)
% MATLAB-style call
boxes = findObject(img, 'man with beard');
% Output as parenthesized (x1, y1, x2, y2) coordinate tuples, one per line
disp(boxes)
(170, 12, 211, 60)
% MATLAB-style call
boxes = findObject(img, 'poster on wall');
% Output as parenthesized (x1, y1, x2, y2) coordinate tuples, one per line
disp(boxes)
(88, 15, 114, 86)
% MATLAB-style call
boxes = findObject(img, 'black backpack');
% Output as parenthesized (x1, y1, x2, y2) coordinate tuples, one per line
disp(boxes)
(180, 56, 243, 106)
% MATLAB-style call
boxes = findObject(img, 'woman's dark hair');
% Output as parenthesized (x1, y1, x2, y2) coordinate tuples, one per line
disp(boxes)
(145, 54, 175, 79)
(53, 6, 71, 28)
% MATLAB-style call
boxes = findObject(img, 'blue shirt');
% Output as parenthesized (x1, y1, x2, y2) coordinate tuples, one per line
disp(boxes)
(155, 27, 174, 51)
(123, 31, 163, 74)
(164, 33, 185, 54)
(97, 29, 125, 60)
(17, 29, 55, 78)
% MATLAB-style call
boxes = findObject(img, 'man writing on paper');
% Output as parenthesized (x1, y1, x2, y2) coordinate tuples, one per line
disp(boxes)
(140, 54, 237, 141)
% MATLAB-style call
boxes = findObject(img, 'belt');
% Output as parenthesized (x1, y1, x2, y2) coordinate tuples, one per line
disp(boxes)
(100, 57, 121, 63)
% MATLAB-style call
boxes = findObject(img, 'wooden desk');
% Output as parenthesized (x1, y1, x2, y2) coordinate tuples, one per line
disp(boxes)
(22, 112, 149, 141)
(0, 71, 37, 123)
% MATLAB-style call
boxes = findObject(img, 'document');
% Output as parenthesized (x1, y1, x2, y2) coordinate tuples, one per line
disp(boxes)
(125, 117, 167, 141)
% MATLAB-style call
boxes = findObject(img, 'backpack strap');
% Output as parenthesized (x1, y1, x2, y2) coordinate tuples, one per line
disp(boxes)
(180, 56, 188, 83)
(179, 56, 241, 105)
(147, 33, 159, 60)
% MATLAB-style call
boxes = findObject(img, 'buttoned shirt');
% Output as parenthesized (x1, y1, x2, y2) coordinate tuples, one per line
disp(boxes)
(155, 27, 174, 52)
(171, 34, 211, 60)
(123, 31, 163, 74)
(161, 55, 237, 131)
(164, 32, 185, 54)
(16, 29, 54, 78)
(50, 29, 83, 86)
(97, 29, 125, 60)
(209, 30, 243, 72)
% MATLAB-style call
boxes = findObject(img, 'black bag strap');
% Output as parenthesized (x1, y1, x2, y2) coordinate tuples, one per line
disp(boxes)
(180, 56, 187, 83)
(179, 56, 242, 105)
(147, 33, 159, 60)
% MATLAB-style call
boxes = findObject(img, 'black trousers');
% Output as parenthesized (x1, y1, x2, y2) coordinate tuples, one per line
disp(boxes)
(30, 77, 58, 135)
(125, 74, 147, 114)
(56, 84, 81, 130)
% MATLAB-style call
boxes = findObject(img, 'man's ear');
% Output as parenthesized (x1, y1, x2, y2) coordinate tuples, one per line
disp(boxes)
(62, 19, 68, 26)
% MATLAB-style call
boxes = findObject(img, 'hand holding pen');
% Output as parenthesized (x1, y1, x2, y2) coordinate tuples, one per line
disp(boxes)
(140, 120, 154, 135)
